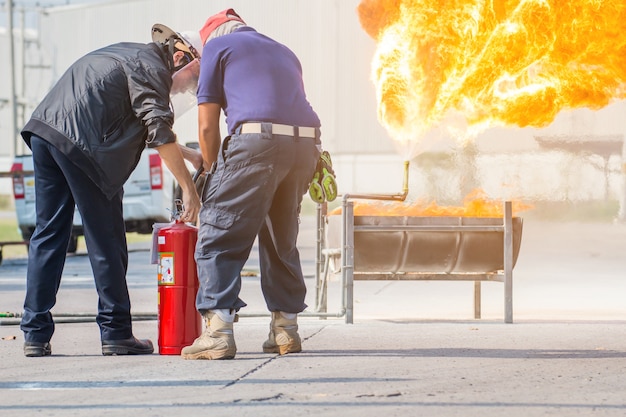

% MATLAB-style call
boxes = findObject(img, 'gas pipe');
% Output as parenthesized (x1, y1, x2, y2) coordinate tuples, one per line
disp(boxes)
(157, 218, 202, 355)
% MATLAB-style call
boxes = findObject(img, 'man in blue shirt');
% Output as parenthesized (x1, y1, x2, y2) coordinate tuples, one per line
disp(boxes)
(181, 9, 322, 360)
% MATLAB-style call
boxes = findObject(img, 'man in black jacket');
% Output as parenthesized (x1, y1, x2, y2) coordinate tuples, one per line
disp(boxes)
(19, 24, 202, 357)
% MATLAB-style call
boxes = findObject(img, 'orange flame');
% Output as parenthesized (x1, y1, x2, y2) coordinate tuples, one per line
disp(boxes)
(330, 189, 534, 217)
(357, 0, 626, 152)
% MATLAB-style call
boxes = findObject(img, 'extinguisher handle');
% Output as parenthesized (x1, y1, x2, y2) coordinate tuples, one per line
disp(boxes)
(171, 199, 184, 221)
(192, 166, 205, 182)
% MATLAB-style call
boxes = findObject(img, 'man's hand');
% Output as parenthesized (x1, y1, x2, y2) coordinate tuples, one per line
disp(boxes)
(155, 142, 201, 222)
(180, 186, 201, 223)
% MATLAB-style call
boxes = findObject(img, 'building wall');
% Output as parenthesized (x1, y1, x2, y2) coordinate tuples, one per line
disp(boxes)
(1, 0, 625, 213)
(33, 0, 392, 154)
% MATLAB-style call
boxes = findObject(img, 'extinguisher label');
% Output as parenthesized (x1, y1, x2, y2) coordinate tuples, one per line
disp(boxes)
(158, 252, 175, 285)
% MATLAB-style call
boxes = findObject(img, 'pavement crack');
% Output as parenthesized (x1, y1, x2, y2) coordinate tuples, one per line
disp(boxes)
(374, 281, 396, 295)
(222, 325, 327, 389)
(251, 393, 284, 402)
(356, 392, 403, 398)
(222, 356, 276, 389)
(302, 326, 325, 342)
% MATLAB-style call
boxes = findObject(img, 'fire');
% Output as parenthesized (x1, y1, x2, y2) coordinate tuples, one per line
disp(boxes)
(329, 189, 533, 217)
(357, 0, 626, 157)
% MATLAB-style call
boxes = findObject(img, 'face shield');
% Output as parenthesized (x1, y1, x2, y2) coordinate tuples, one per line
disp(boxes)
(170, 58, 200, 119)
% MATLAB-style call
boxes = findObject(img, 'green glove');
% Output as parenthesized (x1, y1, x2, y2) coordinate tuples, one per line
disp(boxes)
(309, 151, 337, 203)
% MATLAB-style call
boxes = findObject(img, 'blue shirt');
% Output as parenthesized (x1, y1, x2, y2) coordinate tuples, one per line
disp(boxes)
(197, 27, 321, 135)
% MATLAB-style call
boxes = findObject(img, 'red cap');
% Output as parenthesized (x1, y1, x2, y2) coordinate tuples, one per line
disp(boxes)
(199, 8, 245, 45)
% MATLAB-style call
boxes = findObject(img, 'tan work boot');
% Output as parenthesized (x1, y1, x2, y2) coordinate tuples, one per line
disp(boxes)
(181, 311, 236, 360)
(262, 312, 302, 355)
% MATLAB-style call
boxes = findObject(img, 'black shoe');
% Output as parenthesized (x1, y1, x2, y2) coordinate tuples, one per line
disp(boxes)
(101, 337, 154, 356)
(24, 341, 52, 357)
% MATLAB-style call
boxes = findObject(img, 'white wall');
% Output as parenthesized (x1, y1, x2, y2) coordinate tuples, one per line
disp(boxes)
(31, 0, 391, 154)
(1, 0, 625, 211)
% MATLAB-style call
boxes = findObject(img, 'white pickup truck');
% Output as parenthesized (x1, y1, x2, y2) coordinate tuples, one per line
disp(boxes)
(10, 146, 194, 253)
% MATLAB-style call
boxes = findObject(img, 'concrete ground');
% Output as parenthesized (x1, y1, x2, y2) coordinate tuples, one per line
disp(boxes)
(1, 212, 625, 416)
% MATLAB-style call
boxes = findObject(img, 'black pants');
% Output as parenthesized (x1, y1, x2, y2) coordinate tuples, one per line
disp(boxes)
(21, 136, 132, 343)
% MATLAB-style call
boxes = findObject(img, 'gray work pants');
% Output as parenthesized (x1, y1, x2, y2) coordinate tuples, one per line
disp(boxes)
(195, 123, 320, 314)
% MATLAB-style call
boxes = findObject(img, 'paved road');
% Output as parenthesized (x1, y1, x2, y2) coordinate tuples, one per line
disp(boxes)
(1, 214, 625, 416)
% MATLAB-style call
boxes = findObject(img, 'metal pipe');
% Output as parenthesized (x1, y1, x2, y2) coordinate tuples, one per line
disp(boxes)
(7, 0, 19, 156)
(0, 310, 348, 325)
(344, 200, 355, 324)
(0, 312, 157, 318)
(314, 202, 328, 313)
(504, 200, 513, 323)
(343, 160, 410, 202)
(236, 310, 346, 319)
(402, 159, 409, 196)
(335, 160, 412, 323)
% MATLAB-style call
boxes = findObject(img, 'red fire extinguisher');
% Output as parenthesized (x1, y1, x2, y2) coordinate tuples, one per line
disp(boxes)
(156, 214, 202, 355)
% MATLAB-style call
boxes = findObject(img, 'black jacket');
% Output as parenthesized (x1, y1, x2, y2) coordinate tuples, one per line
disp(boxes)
(22, 42, 176, 199)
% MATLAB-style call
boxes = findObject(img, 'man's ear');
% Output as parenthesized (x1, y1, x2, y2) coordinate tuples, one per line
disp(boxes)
(172, 50, 186, 67)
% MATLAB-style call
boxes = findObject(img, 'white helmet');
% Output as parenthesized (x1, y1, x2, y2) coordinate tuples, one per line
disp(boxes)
(178, 30, 203, 58)
(151, 24, 202, 60)
(152, 25, 204, 119)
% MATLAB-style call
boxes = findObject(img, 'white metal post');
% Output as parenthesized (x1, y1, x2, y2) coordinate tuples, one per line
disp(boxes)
(504, 201, 513, 323)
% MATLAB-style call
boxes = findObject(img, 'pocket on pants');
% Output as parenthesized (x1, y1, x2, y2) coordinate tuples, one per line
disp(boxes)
(201, 205, 239, 230)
